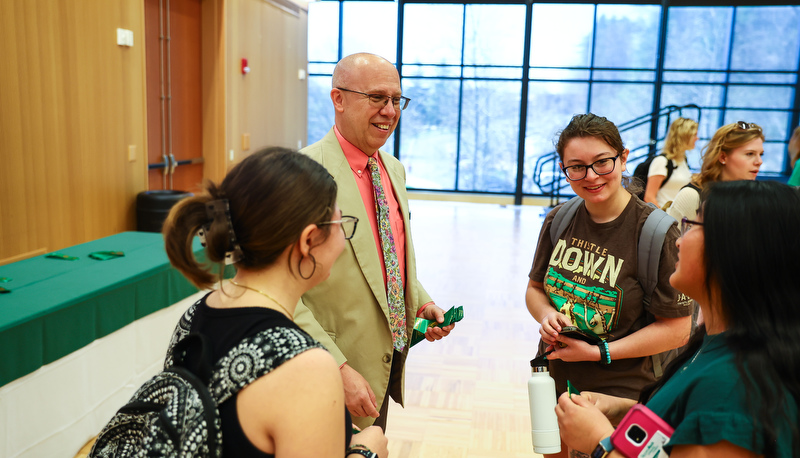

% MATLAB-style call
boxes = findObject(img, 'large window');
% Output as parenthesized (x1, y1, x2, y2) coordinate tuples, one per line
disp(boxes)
(308, 1, 800, 201)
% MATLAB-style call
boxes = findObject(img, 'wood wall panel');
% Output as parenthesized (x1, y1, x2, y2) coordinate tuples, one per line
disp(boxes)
(0, 0, 308, 264)
(227, 0, 308, 165)
(201, 0, 228, 185)
(0, 0, 148, 264)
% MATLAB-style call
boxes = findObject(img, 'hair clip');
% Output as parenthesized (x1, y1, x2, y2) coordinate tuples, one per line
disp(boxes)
(205, 199, 244, 265)
(197, 227, 208, 247)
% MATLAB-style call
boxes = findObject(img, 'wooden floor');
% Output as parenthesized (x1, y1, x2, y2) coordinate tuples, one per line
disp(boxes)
(384, 200, 548, 458)
(74, 200, 550, 458)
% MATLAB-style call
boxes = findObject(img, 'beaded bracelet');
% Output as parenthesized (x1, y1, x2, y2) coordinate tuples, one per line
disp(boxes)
(598, 340, 611, 365)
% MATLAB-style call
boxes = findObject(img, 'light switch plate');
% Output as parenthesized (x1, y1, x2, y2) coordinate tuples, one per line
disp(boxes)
(117, 28, 134, 47)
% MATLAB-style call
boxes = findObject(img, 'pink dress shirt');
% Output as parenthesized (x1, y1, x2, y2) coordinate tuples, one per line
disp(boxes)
(334, 127, 407, 290)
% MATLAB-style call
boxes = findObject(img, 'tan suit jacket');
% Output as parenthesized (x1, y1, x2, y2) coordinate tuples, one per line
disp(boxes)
(294, 129, 432, 428)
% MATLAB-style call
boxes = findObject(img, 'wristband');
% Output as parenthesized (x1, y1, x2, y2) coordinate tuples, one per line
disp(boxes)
(598, 340, 611, 365)
(347, 444, 377, 458)
(590, 436, 614, 458)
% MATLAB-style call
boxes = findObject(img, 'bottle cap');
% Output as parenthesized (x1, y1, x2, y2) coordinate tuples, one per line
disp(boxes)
(530, 355, 549, 370)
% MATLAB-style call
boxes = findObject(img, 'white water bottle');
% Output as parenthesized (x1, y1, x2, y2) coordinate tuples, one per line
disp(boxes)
(528, 358, 561, 454)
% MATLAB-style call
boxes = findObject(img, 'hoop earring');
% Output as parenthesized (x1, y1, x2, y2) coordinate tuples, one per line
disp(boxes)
(299, 253, 317, 280)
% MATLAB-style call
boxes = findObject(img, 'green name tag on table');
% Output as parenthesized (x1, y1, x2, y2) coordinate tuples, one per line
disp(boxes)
(410, 305, 464, 347)
(89, 251, 125, 261)
(46, 253, 79, 261)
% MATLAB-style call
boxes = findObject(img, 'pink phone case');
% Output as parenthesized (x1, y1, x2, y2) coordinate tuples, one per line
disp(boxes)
(610, 404, 674, 458)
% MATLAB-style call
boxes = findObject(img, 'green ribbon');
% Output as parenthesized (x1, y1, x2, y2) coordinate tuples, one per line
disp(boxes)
(88, 251, 125, 261)
(567, 380, 581, 398)
(46, 253, 79, 261)
(410, 305, 464, 347)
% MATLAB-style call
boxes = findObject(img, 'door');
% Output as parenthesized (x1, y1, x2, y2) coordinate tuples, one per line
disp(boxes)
(145, 0, 203, 193)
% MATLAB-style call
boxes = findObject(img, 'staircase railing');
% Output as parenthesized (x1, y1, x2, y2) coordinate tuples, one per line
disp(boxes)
(532, 104, 702, 207)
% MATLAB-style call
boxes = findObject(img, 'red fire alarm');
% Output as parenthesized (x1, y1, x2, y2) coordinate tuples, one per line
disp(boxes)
(241, 58, 250, 75)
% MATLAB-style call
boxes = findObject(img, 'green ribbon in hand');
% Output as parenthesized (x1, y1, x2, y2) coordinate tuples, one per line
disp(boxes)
(410, 305, 464, 347)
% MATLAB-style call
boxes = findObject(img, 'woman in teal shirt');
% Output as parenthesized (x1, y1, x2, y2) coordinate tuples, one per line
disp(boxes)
(789, 126, 800, 186)
(555, 180, 800, 457)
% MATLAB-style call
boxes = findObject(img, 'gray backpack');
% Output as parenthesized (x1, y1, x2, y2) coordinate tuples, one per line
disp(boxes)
(549, 196, 677, 378)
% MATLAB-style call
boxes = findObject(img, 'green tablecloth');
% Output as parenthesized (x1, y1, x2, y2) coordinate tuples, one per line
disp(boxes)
(0, 231, 205, 387)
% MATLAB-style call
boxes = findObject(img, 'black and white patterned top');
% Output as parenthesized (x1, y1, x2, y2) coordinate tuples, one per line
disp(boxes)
(165, 292, 346, 458)
(166, 294, 324, 403)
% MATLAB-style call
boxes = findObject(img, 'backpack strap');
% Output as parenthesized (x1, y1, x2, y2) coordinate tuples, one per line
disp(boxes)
(550, 196, 584, 246)
(637, 204, 675, 307)
(663, 156, 675, 186)
(681, 182, 701, 194)
(170, 333, 215, 383)
(164, 299, 201, 369)
(207, 327, 324, 405)
(638, 204, 677, 378)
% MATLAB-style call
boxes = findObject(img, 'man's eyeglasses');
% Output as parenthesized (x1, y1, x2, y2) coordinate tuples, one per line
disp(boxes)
(680, 217, 703, 238)
(561, 154, 621, 181)
(318, 215, 359, 240)
(336, 87, 411, 111)
(736, 121, 761, 131)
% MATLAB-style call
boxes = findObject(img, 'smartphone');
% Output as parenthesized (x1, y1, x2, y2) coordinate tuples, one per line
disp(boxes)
(610, 404, 673, 458)
(559, 326, 602, 344)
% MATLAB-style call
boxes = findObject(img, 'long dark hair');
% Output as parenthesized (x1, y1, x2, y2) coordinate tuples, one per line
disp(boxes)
(641, 180, 800, 456)
(162, 147, 338, 289)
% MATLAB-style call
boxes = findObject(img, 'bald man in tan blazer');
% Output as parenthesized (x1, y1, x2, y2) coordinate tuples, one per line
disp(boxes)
(294, 53, 454, 430)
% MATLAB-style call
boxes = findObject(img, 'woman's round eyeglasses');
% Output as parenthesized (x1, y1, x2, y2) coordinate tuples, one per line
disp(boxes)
(561, 154, 621, 181)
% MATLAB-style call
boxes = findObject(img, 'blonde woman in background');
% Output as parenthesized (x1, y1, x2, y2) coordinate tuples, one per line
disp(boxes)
(644, 117, 698, 208)
(666, 121, 764, 223)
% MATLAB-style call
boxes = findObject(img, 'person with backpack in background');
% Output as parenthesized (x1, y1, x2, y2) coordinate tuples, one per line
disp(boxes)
(525, 113, 693, 458)
(642, 117, 697, 209)
(93, 148, 388, 457)
(666, 121, 764, 224)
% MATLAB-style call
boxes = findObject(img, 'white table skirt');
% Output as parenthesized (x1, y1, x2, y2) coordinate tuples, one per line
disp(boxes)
(0, 291, 206, 458)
